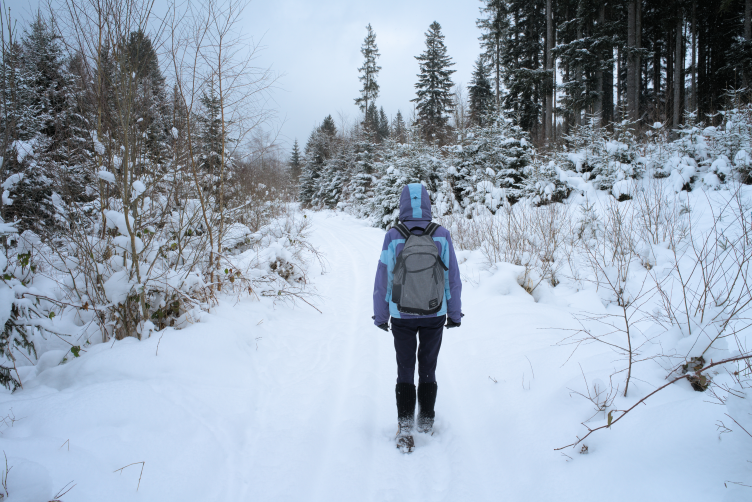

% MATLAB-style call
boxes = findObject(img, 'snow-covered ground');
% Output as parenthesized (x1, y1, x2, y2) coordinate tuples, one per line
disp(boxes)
(0, 210, 750, 501)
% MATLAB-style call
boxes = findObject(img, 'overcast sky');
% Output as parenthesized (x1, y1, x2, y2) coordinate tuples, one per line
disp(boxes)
(7, 0, 483, 155)
(242, 0, 482, 152)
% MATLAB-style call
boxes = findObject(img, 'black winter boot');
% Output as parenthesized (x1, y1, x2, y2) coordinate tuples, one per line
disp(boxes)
(395, 383, 416, 434)
(417, 382, 438, 434)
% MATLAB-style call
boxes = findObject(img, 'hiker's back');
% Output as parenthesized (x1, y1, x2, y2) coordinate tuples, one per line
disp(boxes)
(391, 222, 448, 315)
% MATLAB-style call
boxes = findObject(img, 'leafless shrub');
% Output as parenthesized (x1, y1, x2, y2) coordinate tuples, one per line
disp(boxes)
(632, 177, 689, 247)
(647, 185, 752, 369)
(563, 196, 658, 396)
(568, 366, 619, 423)
(437, 200, 574, 290)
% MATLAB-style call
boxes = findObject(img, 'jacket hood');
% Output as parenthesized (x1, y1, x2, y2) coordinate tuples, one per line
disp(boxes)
(399, 183, 432, 223)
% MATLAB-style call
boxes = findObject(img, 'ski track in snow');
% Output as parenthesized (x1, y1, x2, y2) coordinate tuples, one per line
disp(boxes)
(1, 210, 750, 501)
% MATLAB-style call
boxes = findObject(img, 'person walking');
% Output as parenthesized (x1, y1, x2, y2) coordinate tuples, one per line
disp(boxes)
(372, 183, 462, 452)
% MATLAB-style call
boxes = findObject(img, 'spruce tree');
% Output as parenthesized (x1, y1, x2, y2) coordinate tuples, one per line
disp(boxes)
(197, 88, 224, 190)
(392, 110, 407, 143)
(289, 139, 302, 181)
(499, 0, 547, 135)
(299, 116, 337, 206)
(378, 107, 390, 141)
(477, 0, 509, 111)
(451, 115, 534, 212)
(468, 55, 495, 127)
(412, 21, 456, 145)
(366, 102, 379, 137)
(2, 13, 73, 236)
(321, 114, 337, 138)
(346, 138, 377, 217)
(123, 29, 169, 166)
(354, 24, 381, 131)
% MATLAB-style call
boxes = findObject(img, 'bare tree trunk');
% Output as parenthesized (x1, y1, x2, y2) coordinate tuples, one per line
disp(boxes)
(692, 0, 697, 111)
(495, 33, 501, 112)
(617, 46, 621, 119)
(744, 0, 751, 90)
(653, 36, 661, 119)
(627, 1, 636, 121)
(545, 0, 553, 142)
(667, 25, 673, 124)
(574, 19, 583, 128)
(635, 0, 642, 123)
(674, 14, 683, 129)
(594, 4, 605, 126)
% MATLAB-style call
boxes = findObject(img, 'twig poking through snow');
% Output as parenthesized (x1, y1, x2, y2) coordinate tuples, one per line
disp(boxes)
(52, 480, 76, 499)
(724, 413, 752, 439)
(156, 331, 166, 356)
(525, 356, 535, 379)
(555, 354, 752, 451)
(114, 461, 145, 491)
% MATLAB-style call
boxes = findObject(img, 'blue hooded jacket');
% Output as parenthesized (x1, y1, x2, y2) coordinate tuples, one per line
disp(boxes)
(372, 184, 462, 325)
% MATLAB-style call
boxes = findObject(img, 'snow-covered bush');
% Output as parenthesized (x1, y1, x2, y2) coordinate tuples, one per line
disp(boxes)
(448, 117, 533, 214)
(555, 117, 644, 195)
(368, 142, 444, 229)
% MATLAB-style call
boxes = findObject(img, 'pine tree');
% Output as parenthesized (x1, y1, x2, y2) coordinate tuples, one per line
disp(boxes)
(299, 116, 337, 206)
(354, 24, 381, 131)
(124, 29, 169, 167)
(392, 110, 407, 143)
(477, 0, 509, 111)
(197, 87, 224, 187)
(450, 115, 534, 212)
(378, 107, 390, 141)
(321, 114, 337, 137)
(2, 13, 74, 236)
(289, 139, 302, 181)
(346, 138, 377, 217)
(499, 0, 547, 135)
(412, 21, 456, 145)
(468, 55, 495, 127)
(366, 102, 379, 137)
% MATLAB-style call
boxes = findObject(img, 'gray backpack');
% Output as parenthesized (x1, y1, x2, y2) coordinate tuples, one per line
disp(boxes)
(391, 222, 448, 315)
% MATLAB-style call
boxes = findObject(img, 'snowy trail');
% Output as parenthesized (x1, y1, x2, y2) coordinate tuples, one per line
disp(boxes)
(1, 211, 749, 501)
(228, 211, 746, 501)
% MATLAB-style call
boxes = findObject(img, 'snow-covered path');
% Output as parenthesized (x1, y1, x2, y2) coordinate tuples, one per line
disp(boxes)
(1, 211, 749, 501)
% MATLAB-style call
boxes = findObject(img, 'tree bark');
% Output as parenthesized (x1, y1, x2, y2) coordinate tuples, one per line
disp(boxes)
(495, 33, 501, 112)
(691, 0, 697, 112)
(594, 4, 605, 126)
(545, 0, 553, 142)
(674, 14, 683, 129)
(635, 0, 642, 123)
(667, 26, 673, 125)
(574, 17, 583, 127)
(653, 37, 661, 118)
(627, 1, 636, 121)
(617, 46, 622, 119)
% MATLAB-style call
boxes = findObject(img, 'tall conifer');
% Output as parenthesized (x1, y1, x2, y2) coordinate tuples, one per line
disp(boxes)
(412, 21, 456, 145)
(354, 24, 381, 131)
(468, 55, 495, 127)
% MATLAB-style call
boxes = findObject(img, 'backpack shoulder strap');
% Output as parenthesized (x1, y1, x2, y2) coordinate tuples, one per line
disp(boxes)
(424, 222, 441, 237)
(393, 222, 411, 239)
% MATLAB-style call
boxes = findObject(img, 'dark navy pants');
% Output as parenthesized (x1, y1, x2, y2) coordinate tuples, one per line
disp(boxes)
(391, 315, 445, 384)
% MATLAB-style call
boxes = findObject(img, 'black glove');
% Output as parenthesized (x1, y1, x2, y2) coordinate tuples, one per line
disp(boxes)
(446, 317, 462, 329)
(372, 316, 389, 332)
